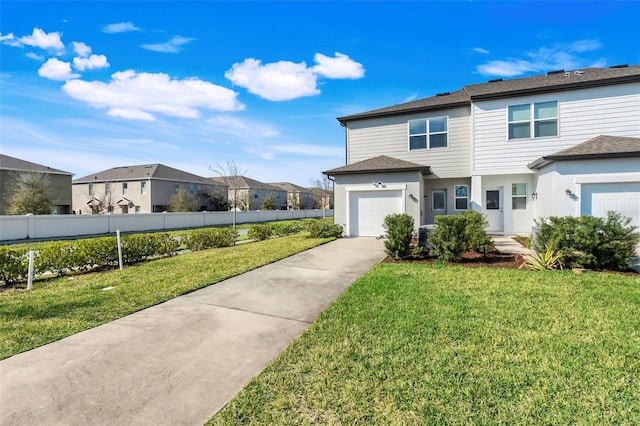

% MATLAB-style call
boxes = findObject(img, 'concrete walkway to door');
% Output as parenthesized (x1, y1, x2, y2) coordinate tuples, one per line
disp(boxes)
(0, 237, 386, 426)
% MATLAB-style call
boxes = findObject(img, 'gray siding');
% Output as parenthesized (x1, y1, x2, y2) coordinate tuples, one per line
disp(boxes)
(473, 83, 640, 174)
(346, 106, 471, 178)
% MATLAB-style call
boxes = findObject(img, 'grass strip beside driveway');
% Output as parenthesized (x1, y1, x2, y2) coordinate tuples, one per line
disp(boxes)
(0, 234, 333, 360)
(209, 264, 640, 425)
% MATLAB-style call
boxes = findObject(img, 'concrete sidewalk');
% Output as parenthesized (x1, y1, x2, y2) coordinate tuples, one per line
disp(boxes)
(0, 238, 386, 426)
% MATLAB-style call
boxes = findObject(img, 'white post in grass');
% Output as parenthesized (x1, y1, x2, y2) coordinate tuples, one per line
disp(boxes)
(116, 230, 123, 271)
(27, 250, 34, 290)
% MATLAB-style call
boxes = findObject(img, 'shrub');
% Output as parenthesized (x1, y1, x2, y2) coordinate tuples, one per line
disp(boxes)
(428, 211, 492, 262)
(248, 224, 273, 241)
(271, 221, 303, 237)
(35, 241, 80, 276)
(121, 234, 159, 264)
(383, 214, 414, 260)
(0, 247, 29, 284)
(75, 237, 119, 268)
(182, 228, 239, 251)
(304, 218, 343, 238)
(519, 245, 564, 271)
(154, 233, 180, 257)
(534, 212, 639, 270)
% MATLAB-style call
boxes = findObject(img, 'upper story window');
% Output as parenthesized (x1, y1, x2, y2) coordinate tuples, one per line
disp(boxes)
(508, 101, 558, 140)
(408, 116, 448, 150)
(122, 182, 128, 195)
(189, 183, 196, 194)
(88, 183, 94, 196)
(141, 181, 147, 195)
(174, 184, 180, 194)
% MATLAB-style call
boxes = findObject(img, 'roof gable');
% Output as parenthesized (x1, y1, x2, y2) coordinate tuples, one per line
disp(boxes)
(0, 154, 73, 176)
(324, 155, 431, 175)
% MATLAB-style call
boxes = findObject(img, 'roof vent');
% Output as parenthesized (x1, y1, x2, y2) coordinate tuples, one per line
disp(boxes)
(609, 64, 628, 69)
(488, 78, 503, 83)
(435, 92, 450, 97)
(547, 69, 565, 76)
(574, 70, 584, 76)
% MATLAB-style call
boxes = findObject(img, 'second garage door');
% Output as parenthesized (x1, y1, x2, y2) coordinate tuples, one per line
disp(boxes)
(581, 183, 640, 228)
(350, 190, 403, 237)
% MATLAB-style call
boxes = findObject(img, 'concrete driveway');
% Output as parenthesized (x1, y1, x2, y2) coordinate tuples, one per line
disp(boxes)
(0, 237, 386, 426)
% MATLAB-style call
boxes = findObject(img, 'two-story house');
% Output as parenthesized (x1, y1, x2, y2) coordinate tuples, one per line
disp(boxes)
(269, 182, 315, 209)
(73, 164, 228, 214)
(325, 65, 640, 236)
(211, 176, 287, 210)
(0, 154, 74, 215)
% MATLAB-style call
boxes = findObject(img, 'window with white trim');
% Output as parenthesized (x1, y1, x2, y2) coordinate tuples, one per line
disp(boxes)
(141, 181, 147, 195)
(512, 183, 527, 209)
(454, 185, 468, 210)
(122, 182, 128, 195)
(408, 116, 448, 150)
(508, 101, 557, 139)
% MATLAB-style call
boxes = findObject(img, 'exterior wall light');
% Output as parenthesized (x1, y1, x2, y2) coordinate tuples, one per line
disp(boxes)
(565, 189, 573, 196)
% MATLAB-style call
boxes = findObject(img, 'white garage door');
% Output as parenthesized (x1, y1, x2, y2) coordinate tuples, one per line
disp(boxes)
(582, 183, 640, 228)
(350, 190, 403, 237)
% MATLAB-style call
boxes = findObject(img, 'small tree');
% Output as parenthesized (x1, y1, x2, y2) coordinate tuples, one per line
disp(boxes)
(169, 188, 199, 212)
(309, 174, 333, 217)
(207, 186, 228, 211)
(210, 161, 248, 228)
(7, 172, 53, 215)
(261, 196, 276, 210)
(383, 213, 415, 259)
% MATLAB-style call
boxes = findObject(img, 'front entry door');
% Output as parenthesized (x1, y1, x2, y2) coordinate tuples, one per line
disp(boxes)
(485, 188, 504, 232)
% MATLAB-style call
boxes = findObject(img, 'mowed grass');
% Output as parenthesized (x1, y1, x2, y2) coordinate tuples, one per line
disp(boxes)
(209, 264, 640, 425)
(0, 234, 332, 360)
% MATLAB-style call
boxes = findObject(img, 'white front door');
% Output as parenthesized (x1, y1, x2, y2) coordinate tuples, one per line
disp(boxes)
(485, 187, 504, 232)
(350, 190, 403, 237)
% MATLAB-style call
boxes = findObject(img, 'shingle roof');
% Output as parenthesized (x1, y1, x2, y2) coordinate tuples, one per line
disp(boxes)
(73, 164, 213, 184)
(211, 175, 284, 192)
(324, 155, 431, 176)
(338, 65, 640, 123)
(269, 182, 311, 193)
(0, 154, 73, 175)
(528, 135, 640, 169)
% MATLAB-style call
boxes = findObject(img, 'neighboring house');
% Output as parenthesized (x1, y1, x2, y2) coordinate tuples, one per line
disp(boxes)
(307, 187, 333, 210)
(325, 65, 640, 236)
(0, 154, 73, 215)
(211, 176, 287, 210)
(73, 164, 228, 214)
(269, 182, 315, 209)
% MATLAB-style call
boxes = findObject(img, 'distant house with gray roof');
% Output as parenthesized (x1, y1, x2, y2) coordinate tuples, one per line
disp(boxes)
(211, 176, 287, 210)
(269, 182, 314, 209)
(72, 164, 227, 214)
(0, 154, 73, 215)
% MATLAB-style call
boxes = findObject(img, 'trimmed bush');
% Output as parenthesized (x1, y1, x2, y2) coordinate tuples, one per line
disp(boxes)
(0, 247, 29, 285)
(121, 234, 159, 264)
(182, 228, 239, 251)
(428, 211, 492, 262)
(248, 224, 273, 241)
(35, 241, 80, 276)
(75, 237, 119, 268)
(383, 214, 414, 260)
(271, 221, 303, 237)
(303, 218, 343, 238)
(533, 212, 639, 270)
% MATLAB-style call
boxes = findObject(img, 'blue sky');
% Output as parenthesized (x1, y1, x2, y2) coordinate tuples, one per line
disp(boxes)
(1, 1, 639, 186)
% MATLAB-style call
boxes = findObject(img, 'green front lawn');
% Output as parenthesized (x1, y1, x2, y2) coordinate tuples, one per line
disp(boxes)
(0, 234, 332, 360)
(209, 264, 640, 424)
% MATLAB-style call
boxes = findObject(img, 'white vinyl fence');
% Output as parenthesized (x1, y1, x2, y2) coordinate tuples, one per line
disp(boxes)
(0, 209, 333, 242)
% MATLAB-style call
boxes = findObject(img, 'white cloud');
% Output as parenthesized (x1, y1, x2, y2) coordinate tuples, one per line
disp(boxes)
(38, 58, 80, 81)
(73, 54, 109, 71)
(0, 32, 15, 42)
(103, 22, 140, 33)
(72, 41, 91, 57)
(477, 40, 605, 77)
(473, 47, 490, 55)
(25, 52, 44, 61)
(225, 58, 319, 101)
(225, 52, 364, 101)
(19, 28, 64, 51)
(141, 36, 195, 53)
(312, 52, 365, 79)
(62, 70, 244, 121)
